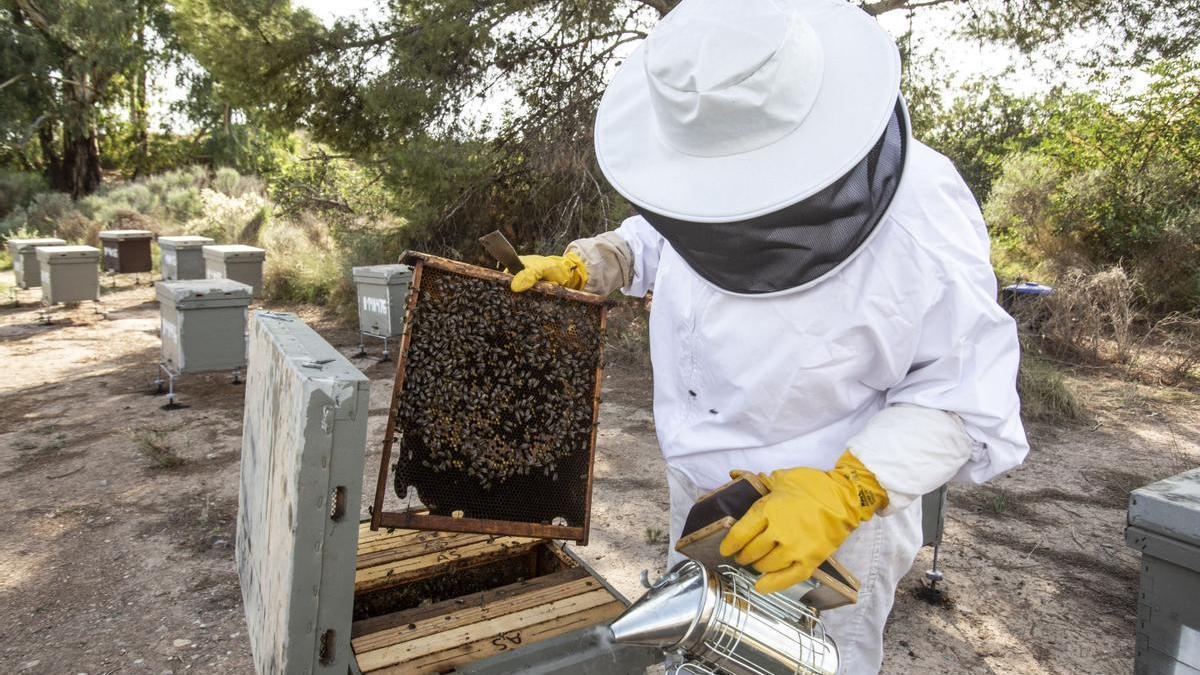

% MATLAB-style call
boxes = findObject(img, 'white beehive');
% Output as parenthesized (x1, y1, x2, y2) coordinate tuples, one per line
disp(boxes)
(36, 245, 100, 304)
(204, 244, 266, 297)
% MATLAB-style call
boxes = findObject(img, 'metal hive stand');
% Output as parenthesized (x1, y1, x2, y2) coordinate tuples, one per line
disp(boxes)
(354, 330, 392, 361)
(37, 298, 106, 325)
(153, 363, 242, 407)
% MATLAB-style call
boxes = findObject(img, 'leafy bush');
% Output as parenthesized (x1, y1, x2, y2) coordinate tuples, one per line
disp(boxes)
(164, 188, 204, 223)
(985, 61, 1200, 311)
(0, 171, 49, 219)
(259, 213, 344, 305)
(0, 192, 78, 238)
(183, 189, 270, 242)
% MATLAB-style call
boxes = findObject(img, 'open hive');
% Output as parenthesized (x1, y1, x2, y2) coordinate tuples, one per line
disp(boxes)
(371, 252, 608, 543)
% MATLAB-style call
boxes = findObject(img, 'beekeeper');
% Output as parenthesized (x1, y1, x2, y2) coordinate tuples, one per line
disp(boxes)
(511, 0, 1029, 671)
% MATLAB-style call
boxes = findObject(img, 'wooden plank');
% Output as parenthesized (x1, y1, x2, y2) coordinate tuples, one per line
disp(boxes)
(356, 532, 497, 568)
(368, 600, 625, 674)
(401, 252, 610, 306)
(354, 537, 543, 593)
(375, 511, 586, 542)
(354, 588, 619, 672)
(351, 572, 599, 652)
(351, 567, 589, 639)
(371, 260, 423, 531)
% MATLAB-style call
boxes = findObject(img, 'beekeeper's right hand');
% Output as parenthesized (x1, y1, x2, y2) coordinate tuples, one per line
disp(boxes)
(509, 252, 589, 293)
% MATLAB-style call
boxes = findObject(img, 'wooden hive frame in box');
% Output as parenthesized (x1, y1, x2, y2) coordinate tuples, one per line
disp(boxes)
(350, 522, 627, 673)
(370, 251, 609, 544)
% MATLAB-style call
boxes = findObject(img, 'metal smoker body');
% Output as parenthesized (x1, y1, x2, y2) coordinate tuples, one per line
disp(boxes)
(609, 560, 839, 675)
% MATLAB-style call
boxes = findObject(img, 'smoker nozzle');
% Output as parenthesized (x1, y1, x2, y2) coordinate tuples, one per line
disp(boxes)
(607, 562, 710, 648)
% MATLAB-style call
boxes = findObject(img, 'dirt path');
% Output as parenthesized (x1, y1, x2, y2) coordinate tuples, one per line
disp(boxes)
(1, 276, 1196, 674)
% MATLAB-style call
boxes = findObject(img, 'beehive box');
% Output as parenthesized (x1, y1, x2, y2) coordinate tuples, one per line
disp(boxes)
(237, 311, 371, 675)
(7, 237, 67, 288)
(157, 279, 253, 374)
(352, 264, 413, 338)
(370, 252, 608, 544)
(1126, 469, 1200, 674)
(37, 245, 100, 304)
(158, 235, 215, 280)
(99, 229, 154, 273)
(350, 523, 626, 674)
(204, 244, 266, 297)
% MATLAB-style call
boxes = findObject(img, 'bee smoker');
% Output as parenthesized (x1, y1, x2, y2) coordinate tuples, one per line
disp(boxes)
(607, 475, 853, 675)
(608, 560, 838, 675)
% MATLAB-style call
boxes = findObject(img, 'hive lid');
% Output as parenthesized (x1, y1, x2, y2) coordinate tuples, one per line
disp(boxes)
(158, 235, 215, 249)
(352, 264, 413, 283)
(370, 251, 609, 544)
(36, 245, 100, 260)
(99, 229, 153, 240)
(1129, 468, 1200, 548)
(203, 244, 266, 261)
(156, 279, 254, 305)
(8, 237, 67, 251)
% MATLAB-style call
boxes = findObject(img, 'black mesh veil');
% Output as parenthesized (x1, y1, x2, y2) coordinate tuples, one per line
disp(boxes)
(635, 98, 909, 295)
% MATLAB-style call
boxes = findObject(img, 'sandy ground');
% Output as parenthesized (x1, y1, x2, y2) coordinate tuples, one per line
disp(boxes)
(1, 276, 1197, 674)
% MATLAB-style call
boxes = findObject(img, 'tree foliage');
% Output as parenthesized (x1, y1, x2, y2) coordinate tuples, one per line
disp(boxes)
(985, 59, 1200, 310)
(169, 0, 1200, 257)
(3, 0, 177, 196)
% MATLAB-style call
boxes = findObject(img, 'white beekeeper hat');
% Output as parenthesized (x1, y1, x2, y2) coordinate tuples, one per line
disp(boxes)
(594, 0, 903, 224)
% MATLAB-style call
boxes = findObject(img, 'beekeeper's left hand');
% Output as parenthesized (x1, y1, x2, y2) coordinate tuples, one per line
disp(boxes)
(509, 252, 589, 292)
(720, 451, 889, 593)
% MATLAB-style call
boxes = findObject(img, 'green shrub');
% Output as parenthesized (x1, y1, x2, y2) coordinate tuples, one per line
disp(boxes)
(0, 171, 49, 219)
(164, 187, 204, 223)
(259, 213, 344, 305)
(0, 192, 78, 238)
(984, 62, 1200, 312)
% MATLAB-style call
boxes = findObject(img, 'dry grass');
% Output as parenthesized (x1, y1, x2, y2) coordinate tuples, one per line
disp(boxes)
(1018, 353, 1083, 424)
(127, 428, 185, 469)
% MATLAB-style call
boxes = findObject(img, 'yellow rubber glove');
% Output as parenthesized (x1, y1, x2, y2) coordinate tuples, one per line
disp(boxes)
(719, 451, 888, 594)
(509, 252, 589, 293)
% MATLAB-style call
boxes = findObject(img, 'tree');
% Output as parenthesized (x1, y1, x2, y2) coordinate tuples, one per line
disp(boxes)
(985, 60, 1200, 310)
(3, 0, 174, 196)
(174, 0, 1200, 252)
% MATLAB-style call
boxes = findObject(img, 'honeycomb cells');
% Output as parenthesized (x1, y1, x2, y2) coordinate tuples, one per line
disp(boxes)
(392, 265, 604, 526)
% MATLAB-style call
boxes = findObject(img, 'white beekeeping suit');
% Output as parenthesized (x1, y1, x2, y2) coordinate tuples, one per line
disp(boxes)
(570, 139, 1026, 671)
(510, 0, 1029, 671)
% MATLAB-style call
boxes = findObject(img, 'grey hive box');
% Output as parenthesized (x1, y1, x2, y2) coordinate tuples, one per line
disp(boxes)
(7, 237, 66, 289)
(351, 264, 412, 359)
(204, 244, 265, 297)
(236, 311, 369, 675)
(37, 245, 100, 304)
(158, 235, 214, 280)
(157, 279, 253, 375)
(99, 229, 154, 273)
(1126, 468, 1200, 674)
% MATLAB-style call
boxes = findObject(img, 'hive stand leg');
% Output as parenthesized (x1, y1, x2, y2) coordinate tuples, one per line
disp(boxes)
(157, 363, 183, 409)
(231, 368, 242, 385)
(925, 543, 944, 589)
(9, 287, 17, 308)
(39, 304, 52, 325)
(355, 332, 368, 358)
(379, 336, 391, 362)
